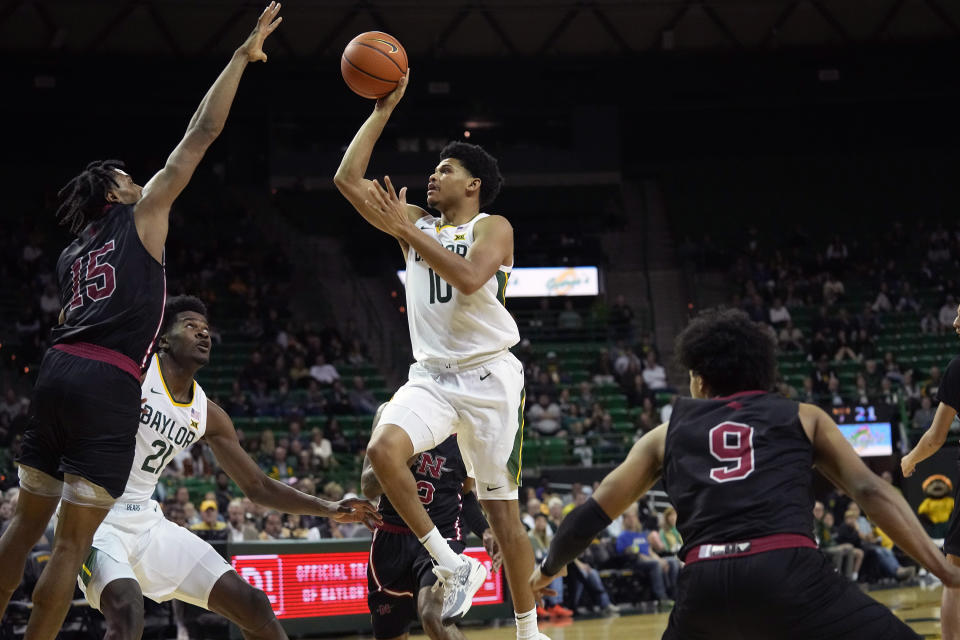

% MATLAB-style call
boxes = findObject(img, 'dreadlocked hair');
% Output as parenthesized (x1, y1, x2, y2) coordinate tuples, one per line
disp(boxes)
(55, 159, 126, 235)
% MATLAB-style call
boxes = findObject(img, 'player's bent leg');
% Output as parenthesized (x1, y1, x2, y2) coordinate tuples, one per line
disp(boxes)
(26, 486, 113, 640)
(417, 585, 465, 640)
(367, 424, 435, 537)
(100, 578, 145, 640)
(481, 499, 539, 626)
(0, 469, 61, 615)
(942, 554, 960, 640)
(206, 570, 286, 640)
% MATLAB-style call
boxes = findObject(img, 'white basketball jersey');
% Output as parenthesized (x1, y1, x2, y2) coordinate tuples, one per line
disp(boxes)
(121, 353, 208, 503)
(405, 213, 520, 363)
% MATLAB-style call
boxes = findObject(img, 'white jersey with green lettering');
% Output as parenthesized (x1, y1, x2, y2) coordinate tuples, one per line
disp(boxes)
(122, 353, 208, 502)
(405, 212, 520, 365)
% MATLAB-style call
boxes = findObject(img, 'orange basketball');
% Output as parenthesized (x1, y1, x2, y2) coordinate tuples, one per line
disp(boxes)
(340, 31, 408, 99)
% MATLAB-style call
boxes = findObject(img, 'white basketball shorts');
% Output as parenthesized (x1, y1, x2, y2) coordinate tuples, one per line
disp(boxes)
(78, 500, 232, 611)
(379, 351, 527, 500)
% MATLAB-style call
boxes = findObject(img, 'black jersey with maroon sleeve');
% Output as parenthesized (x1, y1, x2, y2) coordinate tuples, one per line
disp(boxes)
(379, 436, 468, 539)
(661, 391, 815, 558)
(50, 204, 166, 374)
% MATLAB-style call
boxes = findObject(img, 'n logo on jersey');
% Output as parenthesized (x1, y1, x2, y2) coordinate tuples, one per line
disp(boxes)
(416, 453, 446, 479)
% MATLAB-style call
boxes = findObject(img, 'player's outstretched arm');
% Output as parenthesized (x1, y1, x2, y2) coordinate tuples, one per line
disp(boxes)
(365, 177, 511, 295)
(134, 2, 282, 262)
(902, 401, 956, 478)
(530, 423, 666, 594)
(805, 403, 960, 587)
(333, 72, 425, 236)
(204, 400, 381, 530)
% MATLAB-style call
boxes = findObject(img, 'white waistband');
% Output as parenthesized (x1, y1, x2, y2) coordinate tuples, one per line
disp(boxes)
(110, 499, 156, 513)
(417, 349, 510, 374)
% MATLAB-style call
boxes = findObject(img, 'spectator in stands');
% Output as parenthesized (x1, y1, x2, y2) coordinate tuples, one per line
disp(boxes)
(641, 351, 669, 391)
(258, 511, 290, 540)
(778, 320, 805, 352)
(925, 366, 943, 400)
(896, 283, 921, 313)
(797, 376, 816, 404)
(226, 499, 259, 542)
(912, 396, 936, 432)
(658, 507, 682, 557)
(902, 371, 922, 412)
(529, 369, 559, 401)
(267, 446, 294, 480)
(940, 296, 958, 331)
(848, 505, 916, 582)
(852, 375, 871, 407)
(310, 427, 335, 469)
(309, 353, 340, 385)
(608, 294, 635, 342)
(921, 311, 940, 335)
(528, 393, 563, 436)
(852, 328, 878, 361)
(190, 499, 228, 542)
(833, 331, 859, 362)
(823, 272, 845, 305)
(813, 501, 862, 581)
(591, 348, 617, 385)
(348, 376, 378, 414)
(872, 283, 893, 313)
(624, 373, 654, 409)
(616, 504, 671, 605)
(614, 347, 643, 386)
(659, 395, 678, 424)
(522, 497, 546, 531)
(528, 513, 573, 618)
(286, 513, 321, 540)
(768, 297, 791, 327)
(811, 355, 836, 395)
(822, 377, 846, 409)
(557, 299, 583, 331)
(547, 497, 565, 532)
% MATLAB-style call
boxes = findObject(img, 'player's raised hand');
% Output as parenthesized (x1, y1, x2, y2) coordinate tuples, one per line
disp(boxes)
(332, 497, 383, 531)
(365, 176, 411, 239)
(240, 2, 283, 63)
(376, 70, 410, 113)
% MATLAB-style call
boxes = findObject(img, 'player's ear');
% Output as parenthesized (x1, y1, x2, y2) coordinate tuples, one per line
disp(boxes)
(156, 334, 169, 352)
(104, 189, 119, 203)
(466, 177, 481, 197)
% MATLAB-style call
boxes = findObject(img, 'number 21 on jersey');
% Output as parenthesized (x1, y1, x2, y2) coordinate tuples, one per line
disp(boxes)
(708, 422, 755, 483)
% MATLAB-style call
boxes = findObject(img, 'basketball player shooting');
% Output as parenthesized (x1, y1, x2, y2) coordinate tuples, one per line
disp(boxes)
(77, 295, 379, 640)
(531, 308, 960, 640)
(361, 405, 501, 640)
(0, 5, 283, 639)
(334, 74, 549, 640)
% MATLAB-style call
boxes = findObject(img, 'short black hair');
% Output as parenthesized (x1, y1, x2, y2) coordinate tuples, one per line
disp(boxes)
(55, 160, 126, 235)
(439, 141, 503, 209)
(674, 307, 777, 397)
(161, 295, 208, 337)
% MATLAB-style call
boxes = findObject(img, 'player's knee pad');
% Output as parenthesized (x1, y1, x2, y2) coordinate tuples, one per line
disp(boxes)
(17, 464, 63, 498)
(62, 473, 116, 509)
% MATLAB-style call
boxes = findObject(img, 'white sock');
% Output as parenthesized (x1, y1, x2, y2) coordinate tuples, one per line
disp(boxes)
(516, 607, 539, 639)
(419, 526, 461, 570)
(851, 571, 858, 581)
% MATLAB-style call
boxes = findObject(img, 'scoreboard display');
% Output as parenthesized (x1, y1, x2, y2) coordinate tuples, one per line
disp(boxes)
(226, 538, 510, 636)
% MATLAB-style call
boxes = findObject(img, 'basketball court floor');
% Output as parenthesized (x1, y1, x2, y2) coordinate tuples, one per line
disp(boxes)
(352, 584, 945, 640)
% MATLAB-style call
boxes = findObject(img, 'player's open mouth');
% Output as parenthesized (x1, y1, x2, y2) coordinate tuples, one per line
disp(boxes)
(197, 343, 210, 353)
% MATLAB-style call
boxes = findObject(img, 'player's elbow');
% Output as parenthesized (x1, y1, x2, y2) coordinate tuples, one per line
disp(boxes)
(360, 471, 382, 500)
(192, 121, 223, 141)
(849, 473, 885, 509)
